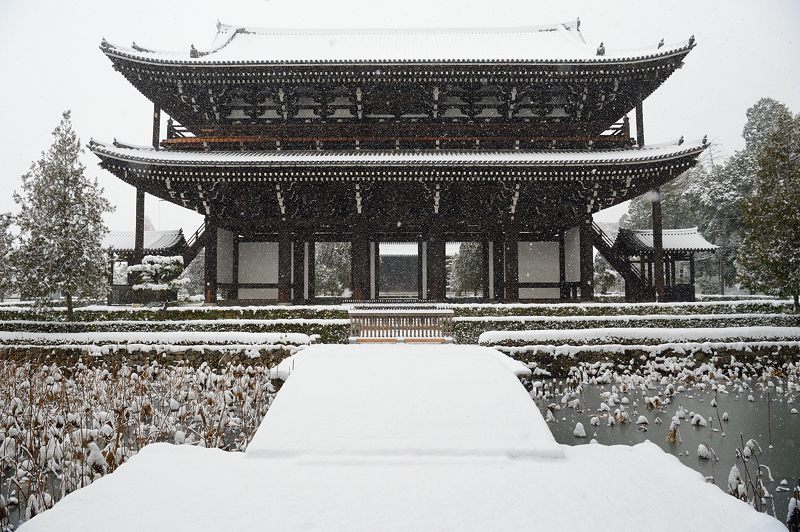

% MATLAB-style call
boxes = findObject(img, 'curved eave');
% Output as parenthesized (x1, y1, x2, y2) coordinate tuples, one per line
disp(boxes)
(88, 140, 708, 174)
(99, 40, 694, 68)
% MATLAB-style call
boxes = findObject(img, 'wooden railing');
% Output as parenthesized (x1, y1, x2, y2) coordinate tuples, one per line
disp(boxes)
(349, 309, 453, 341)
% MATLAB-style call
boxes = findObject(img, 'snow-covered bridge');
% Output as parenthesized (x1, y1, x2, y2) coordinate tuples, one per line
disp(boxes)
(22, 345, 783, 531)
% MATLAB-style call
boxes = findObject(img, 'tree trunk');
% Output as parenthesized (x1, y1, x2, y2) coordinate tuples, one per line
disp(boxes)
(794, 293, 799, 313)
(65, 291, 73, 321)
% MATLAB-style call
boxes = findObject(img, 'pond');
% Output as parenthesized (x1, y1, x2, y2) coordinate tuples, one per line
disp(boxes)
(532, 377, 800, 524)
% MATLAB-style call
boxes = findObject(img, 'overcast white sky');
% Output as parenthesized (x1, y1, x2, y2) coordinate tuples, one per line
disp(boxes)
(1, 0, 798, 234)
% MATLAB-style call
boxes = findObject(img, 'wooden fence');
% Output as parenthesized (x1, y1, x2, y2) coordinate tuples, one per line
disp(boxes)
(349, 309, 453, 341)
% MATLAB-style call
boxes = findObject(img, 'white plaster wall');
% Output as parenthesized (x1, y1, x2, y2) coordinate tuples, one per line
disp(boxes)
(238, 242, 279, 284)
(217, 229, 234, 284)
(237, 288, 278, 300)
(519, 287, 561, 299)
(518, 241, 559, 283)
(564, 227, 581, 283)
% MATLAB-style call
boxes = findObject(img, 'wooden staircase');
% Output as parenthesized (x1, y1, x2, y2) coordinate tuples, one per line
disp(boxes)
(590, 222, 648, 302)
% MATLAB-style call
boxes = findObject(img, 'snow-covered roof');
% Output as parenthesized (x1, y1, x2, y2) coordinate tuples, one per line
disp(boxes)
(101, 20, 694, 65)
(103, 230, 186, 253)
(617, 227, 717, 253)
(88, 138, 707, 168)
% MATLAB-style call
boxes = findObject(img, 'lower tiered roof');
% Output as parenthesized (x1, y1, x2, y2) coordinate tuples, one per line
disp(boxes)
(88, 138, 707, 233)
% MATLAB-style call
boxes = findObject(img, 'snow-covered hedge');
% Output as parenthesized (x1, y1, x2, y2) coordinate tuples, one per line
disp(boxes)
(478, 326, 800, 347)
(0, 305, 348, 323)
(450, 299, 794, 317)
(0, 319, 350, 344)
(453, 313, 800, 344)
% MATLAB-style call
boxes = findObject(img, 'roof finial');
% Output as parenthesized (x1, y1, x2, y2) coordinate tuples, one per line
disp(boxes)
(101, 37, 109, 48)
(216, 19, 222, 31)
(678, 135, 684, 145)
(658, 38, 664, 49)
(576, 17, 581, 31)
(689, 35, 696, 46)
(702, 134, 708, 145)
(596, 42, 605, 56)
(190, 44, 199, 58)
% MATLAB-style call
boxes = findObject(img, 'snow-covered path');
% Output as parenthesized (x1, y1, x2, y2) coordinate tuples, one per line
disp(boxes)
(21, 344, 784, 531)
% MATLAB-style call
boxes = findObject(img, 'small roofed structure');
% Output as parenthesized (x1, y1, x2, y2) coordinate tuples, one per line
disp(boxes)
(104, 230, 186, 260)
(614, 227, 716, 302)
(104, 230, 187, 304)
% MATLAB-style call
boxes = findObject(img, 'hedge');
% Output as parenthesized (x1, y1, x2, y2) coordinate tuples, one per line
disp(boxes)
(0, 320, 351, 345)
(450, 300, 795, 318)
(452, 313, 800, 344)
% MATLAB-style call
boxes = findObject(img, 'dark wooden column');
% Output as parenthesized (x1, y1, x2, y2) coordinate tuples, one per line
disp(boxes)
(427, 230, 446, 301)
(229, 236, 239, 300)
(133, 189, 145, 265)
(292, 236, 306, 303)
(351, 229, 370, 301)
(152, 104, 161, 150)
(638, 100, 665, 302)
(689, 253, 696, 284)
(503, 231, 518, 302)
(493, 237, 505, 301)
(558, 231, 566, 299)
(579, 216, 594, 301)
(481, 240, 490, 300)
(278, 226, 291, 303)
(204, 217, 218, 304)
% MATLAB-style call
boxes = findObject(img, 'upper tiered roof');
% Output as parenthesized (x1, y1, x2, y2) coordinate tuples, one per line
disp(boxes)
(102, 20, 693, 65)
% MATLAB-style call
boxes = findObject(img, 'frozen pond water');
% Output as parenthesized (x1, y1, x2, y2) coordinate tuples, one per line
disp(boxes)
(533, 379, 800, 522)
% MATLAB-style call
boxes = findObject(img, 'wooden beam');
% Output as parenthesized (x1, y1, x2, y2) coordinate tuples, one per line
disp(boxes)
(559, 230, 566, 299)
(652, 188, 665, 301)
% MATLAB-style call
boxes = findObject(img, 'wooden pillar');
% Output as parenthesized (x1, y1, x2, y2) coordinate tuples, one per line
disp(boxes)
(579, 217, 594, 301)
(493, 236, 505, 301)
(351, 229, 370, 301)
(635, 101, 645, 148)
(638, 100, 666, 302)
(307, 240, 316, 301)
(558, 230, 566, 299)
(133, 188, 145, 265)
(427, 230, 446, 301)
(229, 236, 239, 300)
(152, 104, 161, 150)
(503, 231, 518, 302)
(652, 191, 665, 301)
(292, 236, 306, 303)
(278, 226, 291, 303)
(481, 240, 490, 300)
(689, 253, 696, 285)
(204, 217, 217, 304)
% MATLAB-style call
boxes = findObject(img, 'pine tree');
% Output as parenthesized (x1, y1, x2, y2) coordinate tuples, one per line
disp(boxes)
(737, 114, 800, 309)
(12, 111, 113, 319)
(127, 255, 189, 310)
(0, 213, 13, 301)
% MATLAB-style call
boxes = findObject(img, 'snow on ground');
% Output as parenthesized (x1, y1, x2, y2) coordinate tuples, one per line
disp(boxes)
(479, 326, 800, 344)
(21, 345, 783, 532)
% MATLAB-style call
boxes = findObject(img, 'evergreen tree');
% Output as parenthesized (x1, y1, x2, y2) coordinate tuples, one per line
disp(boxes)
(593, 253, 621, 295)
(0, 213, 13, 301)
(451, 242, 482, 296)
(315, 242, 351, 297)
(737, 114, 800, 309)
(127, 255, 189, 310)
(12, 111, 113, 319)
